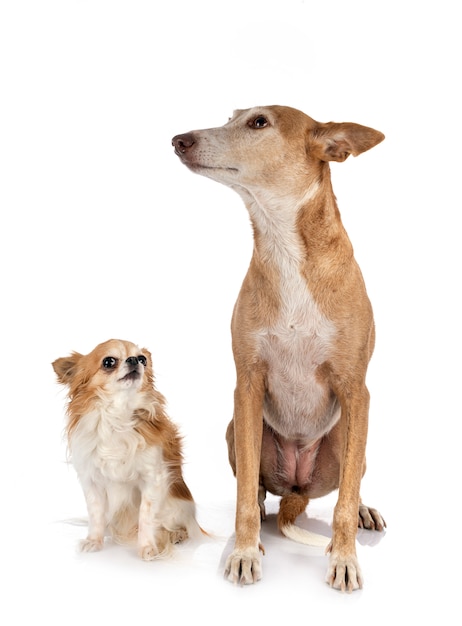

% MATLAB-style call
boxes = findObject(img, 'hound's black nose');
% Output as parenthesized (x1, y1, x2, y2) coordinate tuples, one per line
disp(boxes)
(172, 133, 195, 154)
(126, 356, 139, 366)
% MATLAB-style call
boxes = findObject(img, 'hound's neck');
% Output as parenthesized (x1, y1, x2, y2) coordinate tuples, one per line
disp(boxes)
(243, 176, 344, 270)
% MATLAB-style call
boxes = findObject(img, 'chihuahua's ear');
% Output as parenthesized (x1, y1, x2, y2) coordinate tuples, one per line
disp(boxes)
(52, 353, 82, 386)
(309, 122, 384, 162)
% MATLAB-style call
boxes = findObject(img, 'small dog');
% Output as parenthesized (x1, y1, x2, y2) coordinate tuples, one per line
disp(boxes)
(172, 105, 386, 591)
(53, 338, 202, 560)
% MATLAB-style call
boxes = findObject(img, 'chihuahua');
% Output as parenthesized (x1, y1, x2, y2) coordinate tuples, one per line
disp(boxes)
(53, 338, 202, 560)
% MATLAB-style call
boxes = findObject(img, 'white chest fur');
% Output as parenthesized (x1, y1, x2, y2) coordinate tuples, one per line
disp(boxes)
(250, 196, 340, 441)
(69, 393, 162, 486)
(258, 270, 339, 440)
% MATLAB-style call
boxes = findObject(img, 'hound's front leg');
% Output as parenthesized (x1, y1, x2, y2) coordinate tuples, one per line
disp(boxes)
(326, 386, 370, 592)
(224, 375, 265, 584)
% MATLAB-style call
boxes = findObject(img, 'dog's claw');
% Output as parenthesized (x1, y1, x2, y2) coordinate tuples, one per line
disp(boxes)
(358, 504, 386, 531)
(326, 553, 363, 592)
(224, 548, 262, 585)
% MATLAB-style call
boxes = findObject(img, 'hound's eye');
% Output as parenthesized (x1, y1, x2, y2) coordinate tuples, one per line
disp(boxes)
(102, 357, 118, 369)
(138, 355, 147, 367)
(251, 116, 268, 129)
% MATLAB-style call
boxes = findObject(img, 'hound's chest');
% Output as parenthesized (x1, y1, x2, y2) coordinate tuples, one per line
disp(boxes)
(258, 316, 335, 391)
(254, 283, 339, 435)
(257, 281, 337, 374)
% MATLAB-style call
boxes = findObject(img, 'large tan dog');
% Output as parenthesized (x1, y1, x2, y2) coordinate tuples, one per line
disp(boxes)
(172, 105, 386, 592)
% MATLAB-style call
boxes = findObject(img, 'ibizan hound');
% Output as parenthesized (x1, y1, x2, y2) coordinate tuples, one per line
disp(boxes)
(172, 105, 386, 591)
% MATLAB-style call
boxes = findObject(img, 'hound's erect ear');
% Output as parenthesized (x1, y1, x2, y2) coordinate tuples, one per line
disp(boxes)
(52, 353, 82, 386)
(310, 122, 385, 163)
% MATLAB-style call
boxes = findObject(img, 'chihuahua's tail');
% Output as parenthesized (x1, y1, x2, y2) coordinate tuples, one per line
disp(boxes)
(278, 493, 330, 549)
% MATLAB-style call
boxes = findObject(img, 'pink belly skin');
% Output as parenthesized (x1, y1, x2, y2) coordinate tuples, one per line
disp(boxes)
(261, 423, 321, 493)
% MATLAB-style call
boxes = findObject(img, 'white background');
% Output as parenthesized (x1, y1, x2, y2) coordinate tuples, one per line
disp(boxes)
(1, 0, 460, 622)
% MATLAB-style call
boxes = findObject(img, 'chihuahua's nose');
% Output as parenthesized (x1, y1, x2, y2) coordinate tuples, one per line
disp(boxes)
(172, 133, 195, 155)
(126, 356, 139, 366)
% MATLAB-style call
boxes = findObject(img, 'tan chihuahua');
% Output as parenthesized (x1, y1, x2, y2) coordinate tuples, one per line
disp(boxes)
(53, 339, 203, 560)
(172, 105, 386, 591)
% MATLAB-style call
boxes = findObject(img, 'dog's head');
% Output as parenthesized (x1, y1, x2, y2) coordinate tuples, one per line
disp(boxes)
(172, 105, 384, 194)
(52, 339, 154, 408)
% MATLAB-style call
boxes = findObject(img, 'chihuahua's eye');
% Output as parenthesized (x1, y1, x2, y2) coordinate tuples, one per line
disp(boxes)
(102, 357, 118, 369)
(138, 355, 147, 367)
(250, 115, 268, 129)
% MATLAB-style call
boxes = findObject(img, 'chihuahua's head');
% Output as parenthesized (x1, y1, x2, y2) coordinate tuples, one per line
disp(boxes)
(52, 339, 154, 416)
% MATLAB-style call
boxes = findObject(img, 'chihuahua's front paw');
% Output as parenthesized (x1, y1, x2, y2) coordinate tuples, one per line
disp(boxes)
(326, 552, 363, 592)
(139, 544, 160, 561)
(80, 537, 103, 552)
(224, 547, 262, 585)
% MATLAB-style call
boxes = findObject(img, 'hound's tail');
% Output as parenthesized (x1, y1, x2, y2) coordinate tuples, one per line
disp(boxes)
(278, 493, 330, 549)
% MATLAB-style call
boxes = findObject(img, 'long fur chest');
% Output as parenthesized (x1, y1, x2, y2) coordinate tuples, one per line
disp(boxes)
(69, 400, 163, 485)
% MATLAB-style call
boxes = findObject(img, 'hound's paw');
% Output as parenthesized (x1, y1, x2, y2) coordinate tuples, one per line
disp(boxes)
(224, 547, 263, 585)
(326, 553, 363, 592)
(358, 504, 386, 531)
(80, 537, 103, 552)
